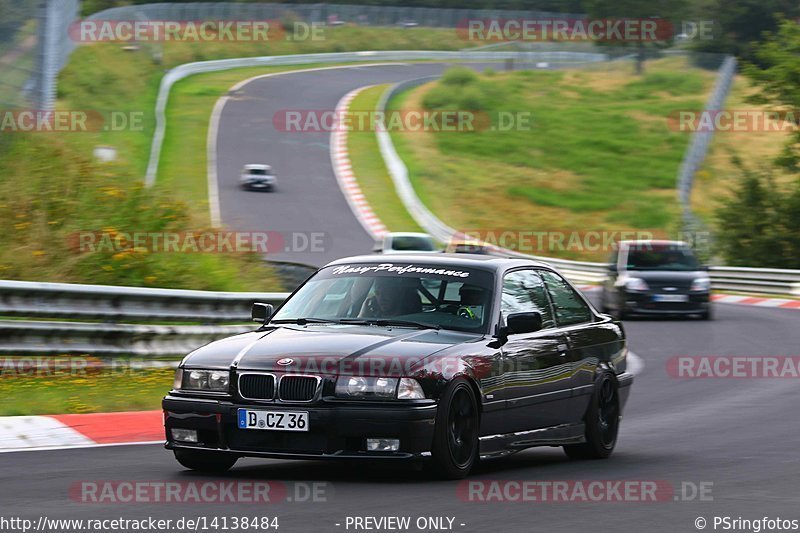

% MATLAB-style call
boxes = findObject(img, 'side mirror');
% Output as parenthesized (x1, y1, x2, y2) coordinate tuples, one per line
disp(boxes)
(251, 303, 273, 325)
(506, 312, 543, 335)
(608, 263, 617, 272)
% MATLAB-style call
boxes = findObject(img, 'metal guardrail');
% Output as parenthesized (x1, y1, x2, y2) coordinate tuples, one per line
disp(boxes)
(676, 55, 737, 235)
(0, 280, 289, 356)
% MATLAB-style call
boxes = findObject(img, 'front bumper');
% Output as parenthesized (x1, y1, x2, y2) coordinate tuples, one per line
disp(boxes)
(622, 290, 710, 315)
(163, 395, 437, 460)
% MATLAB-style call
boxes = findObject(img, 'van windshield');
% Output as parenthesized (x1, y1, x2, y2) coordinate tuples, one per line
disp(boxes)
(626, 245, 700, 271)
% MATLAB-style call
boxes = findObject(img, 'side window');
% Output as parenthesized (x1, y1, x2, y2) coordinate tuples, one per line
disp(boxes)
(540, 271, 593, 326)
(501, 270, 555, 329)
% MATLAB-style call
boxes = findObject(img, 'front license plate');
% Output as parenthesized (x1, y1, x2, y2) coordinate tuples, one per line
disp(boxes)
(238, 409, 309, 432)
(653, 294, 689, 303)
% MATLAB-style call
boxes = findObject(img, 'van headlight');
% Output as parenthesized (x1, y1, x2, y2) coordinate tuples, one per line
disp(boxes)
(690, 278, 711, 291)
(176, 369, 230, 392)
(624, 277, 649, 291)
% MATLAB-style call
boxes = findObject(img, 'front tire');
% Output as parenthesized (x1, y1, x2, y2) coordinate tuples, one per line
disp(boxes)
(430, 379, 479, 479)
(564, 373, 620, 460)
(173, 449, 238, 473)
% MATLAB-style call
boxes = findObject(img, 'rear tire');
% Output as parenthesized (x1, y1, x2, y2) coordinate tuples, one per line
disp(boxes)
(173, 449, 238, 473)
(564, 373, 620, 460)
(430, 379, 479, 479)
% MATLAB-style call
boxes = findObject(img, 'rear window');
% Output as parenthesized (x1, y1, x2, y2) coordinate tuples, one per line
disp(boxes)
(391, 236, 436, 252)
(248, 168, 270, 176)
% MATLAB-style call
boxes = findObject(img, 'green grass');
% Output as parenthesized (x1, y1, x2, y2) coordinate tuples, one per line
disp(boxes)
(387, 58, 719, 260)
(345, 85, 424, 233)
(0, 27, 468, 288)
(0, 367, 174, 416)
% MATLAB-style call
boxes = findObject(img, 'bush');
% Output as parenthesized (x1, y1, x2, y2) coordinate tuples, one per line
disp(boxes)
(715, 165, 800, 269)
(441, 67, 478, 87)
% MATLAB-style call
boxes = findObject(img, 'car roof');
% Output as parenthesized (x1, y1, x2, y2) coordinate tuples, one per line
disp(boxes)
(324, 253, 553, 272)
(244, 164, 271, 170)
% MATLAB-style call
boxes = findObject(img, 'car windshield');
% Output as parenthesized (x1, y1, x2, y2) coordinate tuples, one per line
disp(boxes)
(390, 236, 436, 252)
(271, 263, 495, 333)
(248, 168, 270, 176)
(626, 244, 700, 271)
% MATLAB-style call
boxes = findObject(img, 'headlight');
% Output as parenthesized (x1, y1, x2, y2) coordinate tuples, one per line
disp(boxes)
(624, 277, 649, 291)
(178, 369, 230, 392)
(335, 376, 398, 399)
(690, 277, 711, 291)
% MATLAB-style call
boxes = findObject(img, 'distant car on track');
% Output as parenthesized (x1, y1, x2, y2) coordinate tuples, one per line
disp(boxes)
(445, 239, 491, 255)
(164, 254, 633, 478)
(373, 232, 439, 254)
(240, 164, 276, 191)
(599, 240, 712, 319)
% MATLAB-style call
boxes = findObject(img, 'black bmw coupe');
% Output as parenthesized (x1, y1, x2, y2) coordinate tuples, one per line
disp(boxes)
(164, 254, 633, 478)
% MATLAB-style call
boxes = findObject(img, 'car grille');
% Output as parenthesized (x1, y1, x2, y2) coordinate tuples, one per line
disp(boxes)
(279, 376, 319, 402)
(239, 374, 275, 400)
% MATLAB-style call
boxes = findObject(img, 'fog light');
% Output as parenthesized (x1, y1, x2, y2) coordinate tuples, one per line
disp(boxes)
(366, 438, 400, 452)
(171, 428, 198, 443)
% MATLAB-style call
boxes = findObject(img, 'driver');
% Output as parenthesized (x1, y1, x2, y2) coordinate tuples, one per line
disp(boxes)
(359, 277, 420, 317)
(458, 285, 487, 320)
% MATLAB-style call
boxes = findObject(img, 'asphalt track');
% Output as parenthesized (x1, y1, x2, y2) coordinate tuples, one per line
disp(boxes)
(1, 63, 798, 533)
(214, 62, 500, 267)
(2, 301, 798, 533)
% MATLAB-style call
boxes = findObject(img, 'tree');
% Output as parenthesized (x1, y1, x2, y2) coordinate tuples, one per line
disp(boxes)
(584, 0, 689, 74)
(745, 19, 800, 171)
(689, 0, 800, 62)
(715, 164, 800, 269)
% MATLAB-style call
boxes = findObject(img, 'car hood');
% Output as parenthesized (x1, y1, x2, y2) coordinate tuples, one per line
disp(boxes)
(183, 325, 478, 375)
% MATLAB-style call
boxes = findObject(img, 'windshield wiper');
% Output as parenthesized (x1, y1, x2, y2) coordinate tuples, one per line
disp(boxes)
(271, 317, 342, 325)
(339, 318, 440, 330)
